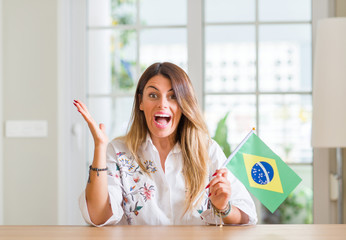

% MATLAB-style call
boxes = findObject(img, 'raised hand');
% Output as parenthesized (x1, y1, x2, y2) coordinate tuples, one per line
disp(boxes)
(73, 99, 109, 147)
(74, 99, 112, 225)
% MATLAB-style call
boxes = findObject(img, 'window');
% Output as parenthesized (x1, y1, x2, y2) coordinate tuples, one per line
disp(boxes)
(86, 0, 313, 224)
(204, 0, 312, 223)
(87, 0, 188, 158)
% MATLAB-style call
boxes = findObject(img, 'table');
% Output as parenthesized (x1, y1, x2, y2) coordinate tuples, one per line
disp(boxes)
(0, 225, 346, 240)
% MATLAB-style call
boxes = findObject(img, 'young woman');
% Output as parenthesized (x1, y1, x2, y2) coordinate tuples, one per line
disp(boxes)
(74, 62, 257, 226)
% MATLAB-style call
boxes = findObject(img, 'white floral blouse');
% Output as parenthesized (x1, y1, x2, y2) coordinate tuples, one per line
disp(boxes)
(79, 134, 258, 226)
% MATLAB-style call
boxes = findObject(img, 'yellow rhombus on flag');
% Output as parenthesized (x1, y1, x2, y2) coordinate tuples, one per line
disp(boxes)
(225, 129, 302, 213)
(243, 153, 283, 193)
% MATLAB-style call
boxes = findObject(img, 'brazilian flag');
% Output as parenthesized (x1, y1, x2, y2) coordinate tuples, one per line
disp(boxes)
(226, 130, 302, 213)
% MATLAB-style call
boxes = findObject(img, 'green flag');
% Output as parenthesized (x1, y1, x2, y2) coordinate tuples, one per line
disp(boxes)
(226, 130, 302, 213)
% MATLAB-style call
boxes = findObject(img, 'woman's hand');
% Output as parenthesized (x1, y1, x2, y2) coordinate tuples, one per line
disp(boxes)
(73, 99, 109, 147)
(207, 168, 231, 210)
(207, 168, 249, 224)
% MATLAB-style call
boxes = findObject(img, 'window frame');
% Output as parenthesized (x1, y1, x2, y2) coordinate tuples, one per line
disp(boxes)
(58, 0, 88, 225)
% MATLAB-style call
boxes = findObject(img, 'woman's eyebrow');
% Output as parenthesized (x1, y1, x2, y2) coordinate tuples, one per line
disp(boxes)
(146, 86, 174, 92)
(146, 86, 158, 91)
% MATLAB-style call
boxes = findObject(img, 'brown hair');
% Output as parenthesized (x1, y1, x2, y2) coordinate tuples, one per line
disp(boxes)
(124, 62, 210, 214)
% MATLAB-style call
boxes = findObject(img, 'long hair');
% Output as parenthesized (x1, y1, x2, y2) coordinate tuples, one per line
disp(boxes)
(124, 62, 210, 214)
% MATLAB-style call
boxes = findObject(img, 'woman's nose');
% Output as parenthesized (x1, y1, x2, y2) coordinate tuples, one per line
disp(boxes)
(158, 96, 168, 108)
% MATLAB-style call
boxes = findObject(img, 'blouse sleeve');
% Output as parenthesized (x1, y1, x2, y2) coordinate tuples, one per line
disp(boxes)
(201, 140, 258, 225)
(79, 141, 126, 226)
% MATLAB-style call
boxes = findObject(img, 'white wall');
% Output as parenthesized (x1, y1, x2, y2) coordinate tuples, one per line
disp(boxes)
(312, 0, 346, 224)
(335, 0, 346, 223)
(0, 0, 4, 225)
(2, 0, 58, 224)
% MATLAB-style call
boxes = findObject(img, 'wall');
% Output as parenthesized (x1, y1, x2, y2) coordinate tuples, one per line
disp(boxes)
(2, 0, 58, 224)
(0, 0, 3, 225)
(336, 0, 346, 16)
(336, 0, 346, 223)
(313, 0, 346, 224)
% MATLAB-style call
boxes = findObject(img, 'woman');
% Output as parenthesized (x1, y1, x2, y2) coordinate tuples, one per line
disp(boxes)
(75, 62, 257, 226)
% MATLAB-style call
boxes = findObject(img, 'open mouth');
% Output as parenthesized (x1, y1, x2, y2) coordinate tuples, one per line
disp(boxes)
(154, 113, 171, 127)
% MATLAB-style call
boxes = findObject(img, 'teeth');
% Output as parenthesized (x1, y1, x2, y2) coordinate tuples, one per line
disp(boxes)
(155, 114, 170, 117)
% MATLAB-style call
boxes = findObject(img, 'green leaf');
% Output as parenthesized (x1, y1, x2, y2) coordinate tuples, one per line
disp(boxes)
(213, 112, 231, 157)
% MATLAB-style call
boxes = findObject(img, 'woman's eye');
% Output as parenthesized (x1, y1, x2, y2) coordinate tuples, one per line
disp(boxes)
(149, 93, 157, 98)
(170, 94, 177, 99)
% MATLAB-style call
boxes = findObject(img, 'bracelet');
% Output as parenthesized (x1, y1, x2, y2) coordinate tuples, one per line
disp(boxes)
(88, 165, 108, 183)
(211, 201, 232, 218)
(89, 165, 108, 176)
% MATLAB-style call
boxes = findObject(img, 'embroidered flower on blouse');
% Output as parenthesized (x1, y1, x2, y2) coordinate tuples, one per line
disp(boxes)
(143, 160, 157, 173)
(133, 176, 140, 183)
(117, 152, 142, 177)
(139, 183, 155, 202)
(128, 163, 135, 171)
(132, 201, 143, 216)
(117, 152, 125, 157)
(125, 201, 143, 224)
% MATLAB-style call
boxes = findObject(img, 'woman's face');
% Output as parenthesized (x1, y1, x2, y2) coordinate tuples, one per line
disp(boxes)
(140, 75, 182, 142)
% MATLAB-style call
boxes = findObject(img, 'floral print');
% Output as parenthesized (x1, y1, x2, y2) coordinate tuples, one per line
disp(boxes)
(116, 151, 156, 224)
(144, 160, 157, 173)
(139, 183, 155, 202)
(132, 202, 143, 216)
(117, 152, 143, 178)
(123, 199, 143, 224)
(133, 176, 140, 183)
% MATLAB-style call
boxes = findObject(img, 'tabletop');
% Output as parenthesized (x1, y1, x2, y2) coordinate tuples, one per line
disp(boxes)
(0, 224, 346, 240)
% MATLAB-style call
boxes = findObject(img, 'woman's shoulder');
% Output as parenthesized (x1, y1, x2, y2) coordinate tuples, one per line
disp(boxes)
(106, 137, 132, 163)
(108, 136, 128, 151)
(208, 139, 223, 154)
(208, 139, 227, 169)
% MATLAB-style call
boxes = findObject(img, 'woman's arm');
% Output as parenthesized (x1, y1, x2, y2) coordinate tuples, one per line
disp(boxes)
(74, 100, 112, 225)
(221, 205, 249, 224)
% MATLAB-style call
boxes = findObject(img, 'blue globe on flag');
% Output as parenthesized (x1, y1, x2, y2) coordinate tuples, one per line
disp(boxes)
(251, 161, 274, 185)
